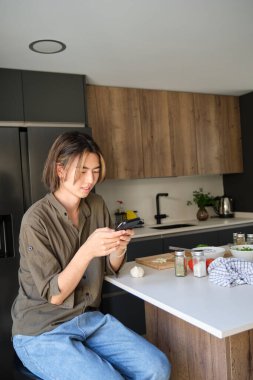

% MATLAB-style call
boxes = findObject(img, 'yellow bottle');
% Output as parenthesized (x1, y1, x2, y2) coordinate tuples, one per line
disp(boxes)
(126, 210, 137, 220)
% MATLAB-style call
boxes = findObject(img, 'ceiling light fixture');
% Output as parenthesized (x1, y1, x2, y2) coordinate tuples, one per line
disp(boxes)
(29, 39, 66, 54)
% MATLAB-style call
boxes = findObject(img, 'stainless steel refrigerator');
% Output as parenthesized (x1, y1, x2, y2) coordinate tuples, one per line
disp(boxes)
(0, 126, 90, 379)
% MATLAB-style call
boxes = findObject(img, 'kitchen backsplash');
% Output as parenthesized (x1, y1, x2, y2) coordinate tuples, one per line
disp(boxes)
(96, 174, 224, 225)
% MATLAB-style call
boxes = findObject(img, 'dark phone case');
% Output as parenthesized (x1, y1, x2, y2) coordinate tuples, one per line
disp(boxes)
(116, 218, 141, 231)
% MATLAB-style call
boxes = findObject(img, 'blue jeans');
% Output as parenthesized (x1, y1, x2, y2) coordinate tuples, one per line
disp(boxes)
(13, 311, 171, 380)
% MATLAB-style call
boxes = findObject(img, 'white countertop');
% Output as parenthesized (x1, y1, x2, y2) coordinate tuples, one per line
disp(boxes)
(105, 261, 253, 339)
(133, 213, 253, 239)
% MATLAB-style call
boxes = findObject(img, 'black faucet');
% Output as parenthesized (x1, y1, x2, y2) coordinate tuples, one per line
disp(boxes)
(154, 193, 169, 224)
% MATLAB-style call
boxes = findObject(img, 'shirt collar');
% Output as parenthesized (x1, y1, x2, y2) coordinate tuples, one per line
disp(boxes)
(45, 193, 91, 220)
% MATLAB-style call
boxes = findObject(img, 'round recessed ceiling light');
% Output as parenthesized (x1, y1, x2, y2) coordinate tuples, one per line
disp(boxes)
(29, 39, 66, 54)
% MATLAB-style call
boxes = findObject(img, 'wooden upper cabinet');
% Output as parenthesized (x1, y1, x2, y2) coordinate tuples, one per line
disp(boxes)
(87, 84, 243, 179)
(222, 96, 243, 173)
(194, 93, 223, 174)
(167, 92, 198, 176)
(194, 93, 243, 175)
(87, 86, 144, 179)
(140, 89, 173, 177)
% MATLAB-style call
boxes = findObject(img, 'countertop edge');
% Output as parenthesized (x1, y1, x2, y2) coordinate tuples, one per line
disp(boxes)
(132, 216, 253, 240)
(105, 260, 253, 339)
(105, 274, 224, 339)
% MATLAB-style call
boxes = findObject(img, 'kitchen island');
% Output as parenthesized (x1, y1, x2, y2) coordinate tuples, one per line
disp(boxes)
(105, 261, 253, 379)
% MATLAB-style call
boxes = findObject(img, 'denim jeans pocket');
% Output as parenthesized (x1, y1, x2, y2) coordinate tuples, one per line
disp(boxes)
(13, 334, 35, 349)
(13, 335, 48, 378)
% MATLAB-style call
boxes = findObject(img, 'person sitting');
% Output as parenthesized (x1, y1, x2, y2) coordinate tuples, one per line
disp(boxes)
(12, 131, 171, 380)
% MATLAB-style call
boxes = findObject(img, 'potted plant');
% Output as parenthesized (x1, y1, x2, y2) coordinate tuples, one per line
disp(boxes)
(187, 188, 215, 221)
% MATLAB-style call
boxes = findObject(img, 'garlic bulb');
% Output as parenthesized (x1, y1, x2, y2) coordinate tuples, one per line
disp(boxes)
(130, 266, 145, 278)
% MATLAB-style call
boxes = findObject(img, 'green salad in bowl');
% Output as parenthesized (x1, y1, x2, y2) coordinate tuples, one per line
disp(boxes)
(230, 245, 253, 261)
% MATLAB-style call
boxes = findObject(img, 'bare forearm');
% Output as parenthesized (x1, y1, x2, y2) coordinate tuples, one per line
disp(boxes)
(50, 228, 132, 304)
(109, 247, 127, 272)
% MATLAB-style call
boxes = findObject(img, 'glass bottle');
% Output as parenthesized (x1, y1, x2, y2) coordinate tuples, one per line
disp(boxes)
(175, 250, 187, 277)
(192, 250, 206, 277)
(233, 232, 238, 245)
(246, 234, 253, 244)
(236, 233, 245, 245)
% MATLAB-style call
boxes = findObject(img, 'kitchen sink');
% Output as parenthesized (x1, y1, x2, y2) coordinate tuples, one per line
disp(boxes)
(150, 223, 196, 230)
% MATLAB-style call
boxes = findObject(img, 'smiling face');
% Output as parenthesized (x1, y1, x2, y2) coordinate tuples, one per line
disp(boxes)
(57, 152, 101, 200)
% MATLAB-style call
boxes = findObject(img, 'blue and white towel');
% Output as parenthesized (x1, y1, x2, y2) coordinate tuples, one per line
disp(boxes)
(208, 257, 253, 287)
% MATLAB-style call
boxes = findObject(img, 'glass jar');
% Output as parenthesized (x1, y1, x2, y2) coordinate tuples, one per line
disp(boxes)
(247, 234, 253, 244)
(175, 250, 187, 277)
(233, 232, 238, 245)
(192, 250, 206, 277)
(236, 233, 245, 245)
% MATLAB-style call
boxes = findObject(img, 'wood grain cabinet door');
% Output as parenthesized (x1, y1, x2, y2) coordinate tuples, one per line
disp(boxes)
(167, 92, 198, 176)
(194, 93, 243, 175)
(87, 86, 144, 179)
(194, 93, 223, 174)
(87, 85, 243, 179)
(221, 96, 243, 173)
(140, 89, 173, 177)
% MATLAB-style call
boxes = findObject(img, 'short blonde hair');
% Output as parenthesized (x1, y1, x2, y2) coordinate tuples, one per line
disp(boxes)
(42, 131, 106, 192)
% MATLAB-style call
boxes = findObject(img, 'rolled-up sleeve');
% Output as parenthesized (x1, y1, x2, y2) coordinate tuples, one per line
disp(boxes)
(21, 224, 74, 309)
(106, 253, 127, 276)
(47, 274, 74, 309)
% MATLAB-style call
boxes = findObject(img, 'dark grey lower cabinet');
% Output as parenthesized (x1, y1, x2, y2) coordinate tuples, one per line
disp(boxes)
(100, 282, 146, 335)
(126, 235, 164, 261)
(218, 225, 253, 245)
(163, 230, 219, 251)
(163, 224, 253, 250)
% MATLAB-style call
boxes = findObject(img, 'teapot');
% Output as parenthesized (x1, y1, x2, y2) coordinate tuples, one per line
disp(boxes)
(214, 196, 234, 218)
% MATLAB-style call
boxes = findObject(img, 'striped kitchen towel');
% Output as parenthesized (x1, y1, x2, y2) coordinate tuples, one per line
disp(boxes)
(208, 257, 253, 287)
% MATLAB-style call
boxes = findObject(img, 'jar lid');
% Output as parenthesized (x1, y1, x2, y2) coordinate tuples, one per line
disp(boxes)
(247, 234, 253, 237)
(192, 250, 204, 256)
(175, 250, 185, 256)
(237, 233, 245, 237)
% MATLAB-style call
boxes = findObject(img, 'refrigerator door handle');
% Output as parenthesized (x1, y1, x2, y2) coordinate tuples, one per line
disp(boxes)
(0, 217, 7, 257)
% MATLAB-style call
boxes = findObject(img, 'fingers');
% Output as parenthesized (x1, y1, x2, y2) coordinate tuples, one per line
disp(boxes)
(92, 229, 124, 256)
(124, 229, 135, 237)
(118, 229, 134, 242)
(85, 228, 134, 258)
(100, 237, 120, 253)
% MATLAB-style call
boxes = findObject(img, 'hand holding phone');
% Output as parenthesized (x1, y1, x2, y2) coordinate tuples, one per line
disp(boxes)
(115, 217, 141, 231)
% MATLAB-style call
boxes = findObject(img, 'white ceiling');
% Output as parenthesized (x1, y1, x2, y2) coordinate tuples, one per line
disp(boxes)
(1, 0, 253, 96)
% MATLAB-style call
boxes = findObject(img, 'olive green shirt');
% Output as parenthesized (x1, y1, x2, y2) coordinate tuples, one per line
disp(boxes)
(11, 192, 118, 337)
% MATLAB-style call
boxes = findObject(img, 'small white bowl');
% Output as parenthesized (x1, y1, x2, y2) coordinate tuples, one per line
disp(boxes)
(230, 245, 253, 261)
(192, 246, 225, 259)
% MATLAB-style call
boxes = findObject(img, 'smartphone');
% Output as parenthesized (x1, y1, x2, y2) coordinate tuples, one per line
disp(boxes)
(115, 217, 141, 231)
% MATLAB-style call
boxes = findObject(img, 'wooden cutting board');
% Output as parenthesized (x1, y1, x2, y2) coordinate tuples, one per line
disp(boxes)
(135, 252, 175, 270)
